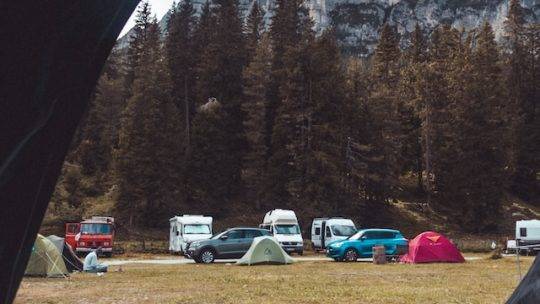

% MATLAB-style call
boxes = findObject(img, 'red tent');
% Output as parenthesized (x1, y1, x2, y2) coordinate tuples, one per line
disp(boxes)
(400, 231, 465, 263)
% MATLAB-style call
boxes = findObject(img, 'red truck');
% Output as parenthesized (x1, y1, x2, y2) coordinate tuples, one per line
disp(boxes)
(65, 216, 115, 257)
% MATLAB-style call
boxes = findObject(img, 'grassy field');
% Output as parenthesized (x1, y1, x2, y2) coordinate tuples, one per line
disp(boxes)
(15, 255, 532, 304)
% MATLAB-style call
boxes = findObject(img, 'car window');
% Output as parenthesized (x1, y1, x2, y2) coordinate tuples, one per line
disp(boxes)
(226, 230, 244, 239)
(244, 230, 262, 239)
(363, 231, 377, 239)
(520, 228, 527, 237)
(325, 226, 332, 237)
(314, 227, 320, 235)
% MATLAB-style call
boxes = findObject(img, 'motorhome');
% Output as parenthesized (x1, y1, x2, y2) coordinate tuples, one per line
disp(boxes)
(169, 215, 213, 254)
(311, 217, 357, 250)
(515, 220, 540, 252)
(260, 209, 304, 255)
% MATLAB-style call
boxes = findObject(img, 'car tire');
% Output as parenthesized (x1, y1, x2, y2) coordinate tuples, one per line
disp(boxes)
(333, 257, 342, 262)
(344, 248, 358, 262)
(199, 248, 215, 264)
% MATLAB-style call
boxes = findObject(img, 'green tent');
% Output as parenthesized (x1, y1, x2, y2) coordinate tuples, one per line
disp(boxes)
(236, 236, 294, 266)
(25, 234, 69, 277)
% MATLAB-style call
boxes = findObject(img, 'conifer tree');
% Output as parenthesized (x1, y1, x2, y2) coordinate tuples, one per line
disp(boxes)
(195, 0, 247, 203)
(125, 1, 153, 96)
(116, 18, 182, 227)
(399, 23, 426, 191)
(166, 0, 197, 151)
(187, 101, 238, 214)
(245, 0, 264, 62)
(505, 0, 540, 200)
(367, 23, 402, 201)
(265, 1, 315, 208)
(242, 34, 271, 210)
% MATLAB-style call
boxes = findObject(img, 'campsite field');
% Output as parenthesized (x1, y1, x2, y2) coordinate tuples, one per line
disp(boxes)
(16, 254, 532, 304)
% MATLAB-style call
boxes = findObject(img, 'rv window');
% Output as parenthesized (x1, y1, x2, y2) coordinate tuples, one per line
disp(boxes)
(520, 228, 527, 237)
(315, 227, 321, 235)
(325, 226, 332, 237)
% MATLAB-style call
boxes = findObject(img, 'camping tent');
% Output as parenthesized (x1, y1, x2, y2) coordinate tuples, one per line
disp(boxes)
(506, 254, 540, 304)
(400, 231, 465, 263)
(236, 236, 294, 265)
(25, 235, 69, 277)
(46, 235, 83, 272)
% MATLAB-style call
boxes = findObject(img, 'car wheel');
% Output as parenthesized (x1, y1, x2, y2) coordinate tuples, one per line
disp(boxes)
(344, 248, 358, 262)
(333, 257, 342, 262)
(199, 249, 215, 264)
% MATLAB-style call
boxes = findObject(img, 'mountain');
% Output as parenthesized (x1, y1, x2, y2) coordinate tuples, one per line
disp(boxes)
(117, 0, 539, 55)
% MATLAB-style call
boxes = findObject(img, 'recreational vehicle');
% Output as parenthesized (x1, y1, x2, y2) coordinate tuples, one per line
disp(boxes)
(169, 215, 213, 254)
(516, 220, 540, 252)
(311, 217, 356, 250)
(260, 209, 304, 255)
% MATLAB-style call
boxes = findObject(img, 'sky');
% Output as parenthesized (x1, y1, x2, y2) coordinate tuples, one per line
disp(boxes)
(120, 0, 176, 37)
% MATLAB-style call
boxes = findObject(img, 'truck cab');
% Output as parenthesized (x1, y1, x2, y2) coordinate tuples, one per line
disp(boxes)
(260, 209, 303, 255)
(65, 216, 115, 257)
(169, 215, 213, 254)
(311, 217, 356, 250)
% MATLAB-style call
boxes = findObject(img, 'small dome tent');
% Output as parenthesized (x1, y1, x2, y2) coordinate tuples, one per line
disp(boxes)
(236, 236, 294, 266)
(46, 235, 83, 272)
(25, 234, 69, 277)
(400, 231, 464, 264)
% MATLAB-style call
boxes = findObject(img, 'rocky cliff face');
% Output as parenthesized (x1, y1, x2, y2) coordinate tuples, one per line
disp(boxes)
(117, 0, 539, 55)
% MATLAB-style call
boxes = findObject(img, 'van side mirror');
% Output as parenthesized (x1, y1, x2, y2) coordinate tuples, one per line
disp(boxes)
(220, 235, 228, 241)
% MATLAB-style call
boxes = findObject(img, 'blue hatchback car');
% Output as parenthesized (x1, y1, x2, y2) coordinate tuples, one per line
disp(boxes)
(326, 229, 408, 262)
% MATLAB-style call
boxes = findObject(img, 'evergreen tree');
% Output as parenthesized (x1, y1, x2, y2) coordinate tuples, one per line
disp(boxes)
(265, 1, 314, 208)
(166, 0, 197, 151)
(367, 23, 402, 201)
(399, 23, 426, 191)
(446, 23, 507, 231)
(245, 0, 264, 62)
(125, 1, 153, 95)
(505, 0, 540, 200)
(242, 34, 271, 210)
(116, 18, 182, 227)
(195, 0, 247, 205)
(187, 101, 238, 214)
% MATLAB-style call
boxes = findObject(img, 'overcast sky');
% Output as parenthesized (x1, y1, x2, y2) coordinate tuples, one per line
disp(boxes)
(120, 0, 176, 37)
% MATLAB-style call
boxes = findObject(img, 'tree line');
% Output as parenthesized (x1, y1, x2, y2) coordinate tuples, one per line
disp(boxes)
(49, 0, 538, 233)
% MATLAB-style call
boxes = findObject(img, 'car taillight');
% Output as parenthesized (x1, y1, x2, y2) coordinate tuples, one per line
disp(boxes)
(103, 242, 110, 246)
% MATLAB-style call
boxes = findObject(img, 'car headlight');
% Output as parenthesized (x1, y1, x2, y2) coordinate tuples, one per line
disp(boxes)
(332, 243, 343, 248)
(103, 242, 110, 246)
(190, 242, 201, 248)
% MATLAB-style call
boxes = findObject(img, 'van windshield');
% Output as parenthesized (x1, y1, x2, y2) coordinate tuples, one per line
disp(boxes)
(184, 224, 211, 234)
(332, 225, 356, 236)
(275, 224, 300, 235)
(81, 223, 112, 235)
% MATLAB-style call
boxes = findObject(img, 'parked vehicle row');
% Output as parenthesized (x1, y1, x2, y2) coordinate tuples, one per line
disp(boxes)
(167, 209, 410, 264)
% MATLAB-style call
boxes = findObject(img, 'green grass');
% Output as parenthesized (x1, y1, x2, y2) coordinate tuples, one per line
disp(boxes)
(16, 255, 531, 304)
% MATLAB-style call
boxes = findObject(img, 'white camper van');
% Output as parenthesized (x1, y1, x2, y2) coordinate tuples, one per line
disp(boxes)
(260, 209, 304, 255)
(169, 215, 213, 254)
(311, 217, 356, 250)
(516, 220, 540, 251)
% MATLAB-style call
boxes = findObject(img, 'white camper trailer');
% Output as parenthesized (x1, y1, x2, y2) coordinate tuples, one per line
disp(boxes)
(311, 217, 356, 250)
(516, 220, 540, 252)
(169, 215, 213, 254)
(260, 209, 304, 255)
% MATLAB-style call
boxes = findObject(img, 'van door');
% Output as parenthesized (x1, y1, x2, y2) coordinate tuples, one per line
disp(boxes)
(312, 224, 321, 249)
(324, 225, 332, 248)
(65, 223, 80, 249)
(321, 221, 327, 248)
